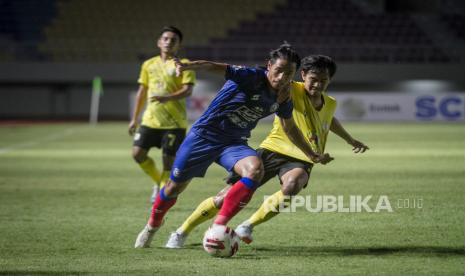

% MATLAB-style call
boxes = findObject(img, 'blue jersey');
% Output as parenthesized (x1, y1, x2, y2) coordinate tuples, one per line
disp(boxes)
(191, 65, 293, 143)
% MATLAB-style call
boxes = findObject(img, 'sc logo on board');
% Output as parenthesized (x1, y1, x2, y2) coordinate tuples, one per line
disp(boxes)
(415, 96, 464, 120)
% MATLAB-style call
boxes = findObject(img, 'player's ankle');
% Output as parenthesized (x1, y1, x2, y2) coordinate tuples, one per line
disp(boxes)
(175, 228, 187, 236)
(241, 220, 253, 228)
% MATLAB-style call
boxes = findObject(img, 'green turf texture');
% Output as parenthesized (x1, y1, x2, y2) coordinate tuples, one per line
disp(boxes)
(1, 122, 464, 275)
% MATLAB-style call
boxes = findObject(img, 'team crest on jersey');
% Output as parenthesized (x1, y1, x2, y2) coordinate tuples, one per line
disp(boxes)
(251, 95, 261, 101)
(270, 103, 279, 113)
(172, 168, 181, 178)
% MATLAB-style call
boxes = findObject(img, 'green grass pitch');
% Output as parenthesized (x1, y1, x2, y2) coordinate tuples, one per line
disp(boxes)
(1, 122, 464, 275)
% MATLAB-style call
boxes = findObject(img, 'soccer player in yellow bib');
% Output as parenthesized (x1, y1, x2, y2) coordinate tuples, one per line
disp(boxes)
(129, 26, 196, 202)
(165, 55, 368, 248)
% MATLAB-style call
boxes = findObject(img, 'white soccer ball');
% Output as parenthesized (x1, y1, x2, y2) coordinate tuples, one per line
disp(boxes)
(203, 225, 240, 257)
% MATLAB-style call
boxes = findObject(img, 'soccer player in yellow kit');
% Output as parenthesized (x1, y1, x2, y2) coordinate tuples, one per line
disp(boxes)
(165, 55, 368, 248)
(129, 26, 196, 202)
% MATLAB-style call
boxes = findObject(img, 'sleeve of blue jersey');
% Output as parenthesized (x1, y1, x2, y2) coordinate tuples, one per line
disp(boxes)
(225, 65, 257, 84)
(276, 99, 293, 119)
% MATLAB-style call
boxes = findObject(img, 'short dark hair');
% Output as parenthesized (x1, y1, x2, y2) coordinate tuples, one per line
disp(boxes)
(269, 42, 301, 69)
(301, 55, 337, 78)
(159, 26, 183, 42)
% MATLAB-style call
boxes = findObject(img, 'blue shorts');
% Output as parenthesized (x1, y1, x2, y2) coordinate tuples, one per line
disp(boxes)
(170, 131, 257, 182)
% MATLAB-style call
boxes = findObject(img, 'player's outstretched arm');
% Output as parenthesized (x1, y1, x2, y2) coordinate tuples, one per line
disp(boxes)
(129, 85, 148, 135)
(150, 84, 194, 103)
(280, 117, 333, 164)
(330, 117, 369, 153)
(175, 59, 228, 76)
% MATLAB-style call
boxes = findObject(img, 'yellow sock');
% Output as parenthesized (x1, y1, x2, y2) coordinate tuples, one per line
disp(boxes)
(160, 170, 170, 189)
(139, 157, 161, 184)
(248, 190, 285, 227)
(178, 197, 219, 235)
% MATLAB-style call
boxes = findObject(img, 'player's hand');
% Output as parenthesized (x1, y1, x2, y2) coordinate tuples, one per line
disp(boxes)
(150, 95, 170, 103)
(174, 57, 189, 77)
(308, 152, 333, 164)
(277, 82, 291, 102)
(349, 139, 369, 153)
(316, 153, 334, 165)
(307, 151, 321, 163)
(128, 120, 138, 136)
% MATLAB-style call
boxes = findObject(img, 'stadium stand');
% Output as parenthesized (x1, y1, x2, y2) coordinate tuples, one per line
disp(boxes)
(441, 14, 465, 38)
(199, 0, 455, 63)
(0, 0, 56, 61)
(0, 0, 464, 63)
(38, 0, 285, 62)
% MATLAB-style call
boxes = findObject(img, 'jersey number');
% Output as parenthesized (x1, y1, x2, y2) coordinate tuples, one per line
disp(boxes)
(166, 133, 176, 147)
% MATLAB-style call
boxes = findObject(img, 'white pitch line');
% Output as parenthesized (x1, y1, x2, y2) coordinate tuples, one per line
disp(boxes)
(0, 128, 76, 155)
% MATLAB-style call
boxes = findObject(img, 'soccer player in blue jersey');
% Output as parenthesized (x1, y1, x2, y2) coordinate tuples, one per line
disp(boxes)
(134, 44, 333, 248)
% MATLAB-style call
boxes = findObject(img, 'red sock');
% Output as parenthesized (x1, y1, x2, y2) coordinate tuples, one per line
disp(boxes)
(148, 188, 177, 227)
(214, 178, 257, 225)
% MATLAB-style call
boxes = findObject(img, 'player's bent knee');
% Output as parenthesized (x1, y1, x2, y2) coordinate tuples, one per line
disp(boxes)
(281, 177, 304, 196)
(244, 162, 264, 182)
(132, 148, 147, 163)
(132, 155, 145, 164)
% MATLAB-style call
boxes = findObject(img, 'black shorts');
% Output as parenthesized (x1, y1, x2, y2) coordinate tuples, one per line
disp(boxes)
(226, 148, 313, 188)
(133, 126, 186, 156)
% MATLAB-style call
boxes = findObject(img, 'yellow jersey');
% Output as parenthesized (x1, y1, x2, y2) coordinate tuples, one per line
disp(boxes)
(260, 81, 337, 163)
(138, 56, 196, 129)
